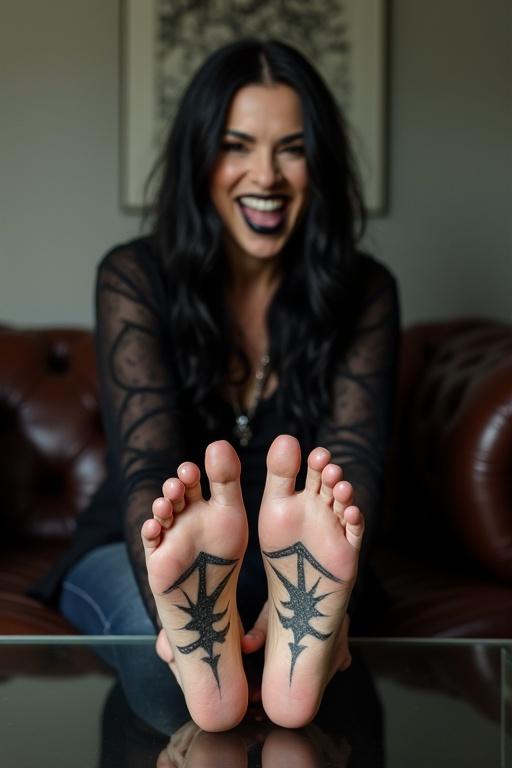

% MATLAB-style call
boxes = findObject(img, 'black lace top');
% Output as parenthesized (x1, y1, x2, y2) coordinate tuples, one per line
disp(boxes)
(34, 236, 400, 630)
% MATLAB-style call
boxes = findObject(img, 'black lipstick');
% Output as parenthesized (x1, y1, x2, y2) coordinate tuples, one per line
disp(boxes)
(237, 196, 288, 235)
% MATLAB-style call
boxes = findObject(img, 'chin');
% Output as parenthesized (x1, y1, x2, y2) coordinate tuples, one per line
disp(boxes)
(224, 216, 300, 263)
(243, 224, 297, 257)
(244, 240, 287, 261)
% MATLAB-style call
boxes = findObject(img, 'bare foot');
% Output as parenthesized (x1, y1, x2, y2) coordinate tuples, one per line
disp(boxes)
(161, 728, 248, 768)
(141, 441, 249, 731)
(258, 435, 364, 728)
(262, 725, 351, 768)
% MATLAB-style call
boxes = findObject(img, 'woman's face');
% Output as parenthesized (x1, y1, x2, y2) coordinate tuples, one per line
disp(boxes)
(210, 83, 309, 266)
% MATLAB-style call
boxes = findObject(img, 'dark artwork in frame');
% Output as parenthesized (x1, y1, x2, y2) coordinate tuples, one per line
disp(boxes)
(122, 0, 387, 212)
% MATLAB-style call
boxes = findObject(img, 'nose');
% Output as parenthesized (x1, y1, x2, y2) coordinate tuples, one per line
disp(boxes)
(250, 148, 282, 188)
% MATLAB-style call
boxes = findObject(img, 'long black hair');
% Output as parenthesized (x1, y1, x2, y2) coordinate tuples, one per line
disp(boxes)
(151, 38, 366, 433)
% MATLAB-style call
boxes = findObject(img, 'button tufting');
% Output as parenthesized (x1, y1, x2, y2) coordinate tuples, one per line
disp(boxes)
(46, 342, 70, 374)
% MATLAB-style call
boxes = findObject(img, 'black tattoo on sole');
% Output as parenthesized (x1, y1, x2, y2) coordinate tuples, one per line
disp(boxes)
(164, 552, 238, 690)
(263, 541, 342, 684)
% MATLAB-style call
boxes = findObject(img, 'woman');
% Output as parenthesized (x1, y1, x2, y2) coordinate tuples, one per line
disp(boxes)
(46, 39, 399, 732)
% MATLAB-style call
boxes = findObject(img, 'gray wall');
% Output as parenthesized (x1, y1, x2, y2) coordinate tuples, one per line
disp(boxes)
(0, 0, 139, 327)
(366, 0, 512, 323)
(1, 0, 511, 328)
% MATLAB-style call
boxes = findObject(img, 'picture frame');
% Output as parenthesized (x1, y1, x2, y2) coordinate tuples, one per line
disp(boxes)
(121, 0, 387, 213)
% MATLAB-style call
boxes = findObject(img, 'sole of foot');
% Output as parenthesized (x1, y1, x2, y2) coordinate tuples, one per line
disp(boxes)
(258, 435, 364, 728)
(141, 440, 249, 731)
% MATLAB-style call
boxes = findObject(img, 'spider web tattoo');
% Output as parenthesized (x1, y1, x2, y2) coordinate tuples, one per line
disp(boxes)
(164, 552, 237, 690)
(263, 542, 342, 684)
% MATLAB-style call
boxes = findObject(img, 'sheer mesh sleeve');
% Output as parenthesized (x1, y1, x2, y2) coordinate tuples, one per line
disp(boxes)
(95, 242, 184, 626)
(316, 258, 400, 605)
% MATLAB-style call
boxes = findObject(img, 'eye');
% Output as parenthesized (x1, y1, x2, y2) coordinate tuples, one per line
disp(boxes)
(220, 141, 247, 153)
(282, 144, 305, 156)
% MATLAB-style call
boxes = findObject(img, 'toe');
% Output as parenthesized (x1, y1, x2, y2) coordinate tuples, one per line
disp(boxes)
(263, 434, 301, 499)
(304, 447, 331, 493)
(320, 463, 343, 503)
(333, 480, 354, 520)
(177, 462, 203, 503)
(141, 518, 162, 554)
(205, 440, 243, 507)
(344, 505, 365, 550)
(152, 497, 174, 529)
(162, 477, 186, 513)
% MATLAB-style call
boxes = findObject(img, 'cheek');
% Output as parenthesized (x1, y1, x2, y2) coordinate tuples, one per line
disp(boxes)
(286, 163, 308, 197)
(210, 160, 243, 198)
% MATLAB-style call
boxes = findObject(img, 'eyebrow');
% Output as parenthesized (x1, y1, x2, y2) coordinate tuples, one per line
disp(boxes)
(224, 129, 304, 145)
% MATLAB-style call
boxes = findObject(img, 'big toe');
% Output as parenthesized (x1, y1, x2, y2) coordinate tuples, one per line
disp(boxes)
(205, 440, 243, 507)
(263, 434, 301, 500)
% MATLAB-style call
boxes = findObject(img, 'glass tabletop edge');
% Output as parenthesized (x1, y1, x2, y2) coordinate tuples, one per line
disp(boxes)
(0, 635, 510, 646)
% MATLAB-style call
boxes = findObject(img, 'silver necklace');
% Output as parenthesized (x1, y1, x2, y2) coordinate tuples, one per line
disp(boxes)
(231, 353, 270, 447)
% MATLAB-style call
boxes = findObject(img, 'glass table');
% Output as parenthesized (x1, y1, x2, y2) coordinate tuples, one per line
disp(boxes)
(0, 636, 509, 767)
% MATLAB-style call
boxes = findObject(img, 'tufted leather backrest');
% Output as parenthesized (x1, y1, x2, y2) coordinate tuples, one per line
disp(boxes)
(0, 326, 106, 543)
(2, 320, 512, 584)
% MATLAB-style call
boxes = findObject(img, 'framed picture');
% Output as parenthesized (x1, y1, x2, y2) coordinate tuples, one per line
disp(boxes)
(121, 0, 387, 213)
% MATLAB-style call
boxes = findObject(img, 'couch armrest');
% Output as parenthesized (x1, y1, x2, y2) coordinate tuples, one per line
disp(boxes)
(0, 325, 106, 542)
(447, 360, 512, 580)
(400, 321, 512, 581)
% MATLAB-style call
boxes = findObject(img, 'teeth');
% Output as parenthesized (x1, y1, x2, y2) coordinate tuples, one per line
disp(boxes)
(239, 196, 284, 212)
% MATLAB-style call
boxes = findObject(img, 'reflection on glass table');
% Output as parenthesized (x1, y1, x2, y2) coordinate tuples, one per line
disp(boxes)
(0, 637, 508, 767)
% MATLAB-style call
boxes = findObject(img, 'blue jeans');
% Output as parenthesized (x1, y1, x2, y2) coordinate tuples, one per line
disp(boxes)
(59, 542, 189, 734)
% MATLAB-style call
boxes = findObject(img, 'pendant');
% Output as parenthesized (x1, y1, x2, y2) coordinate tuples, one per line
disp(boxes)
(234, 413, 252, 447)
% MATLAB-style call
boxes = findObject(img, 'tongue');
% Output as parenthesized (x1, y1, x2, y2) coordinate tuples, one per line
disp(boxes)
(241, 204, 285, 228)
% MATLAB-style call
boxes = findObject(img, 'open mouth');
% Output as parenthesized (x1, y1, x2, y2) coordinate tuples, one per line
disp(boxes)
(237, 195, 289, 235)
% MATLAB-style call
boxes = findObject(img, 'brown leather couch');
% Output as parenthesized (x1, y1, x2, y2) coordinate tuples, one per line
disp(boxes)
(1, 320, 512, 636)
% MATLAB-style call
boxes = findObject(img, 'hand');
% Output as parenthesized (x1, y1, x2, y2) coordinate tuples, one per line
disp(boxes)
(242, 602, 352, 673)
(155, 628, 182, 687)
(241, 600, 269, 654)
(336, 613, 352, 673)
(158, 719, 201, 768)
